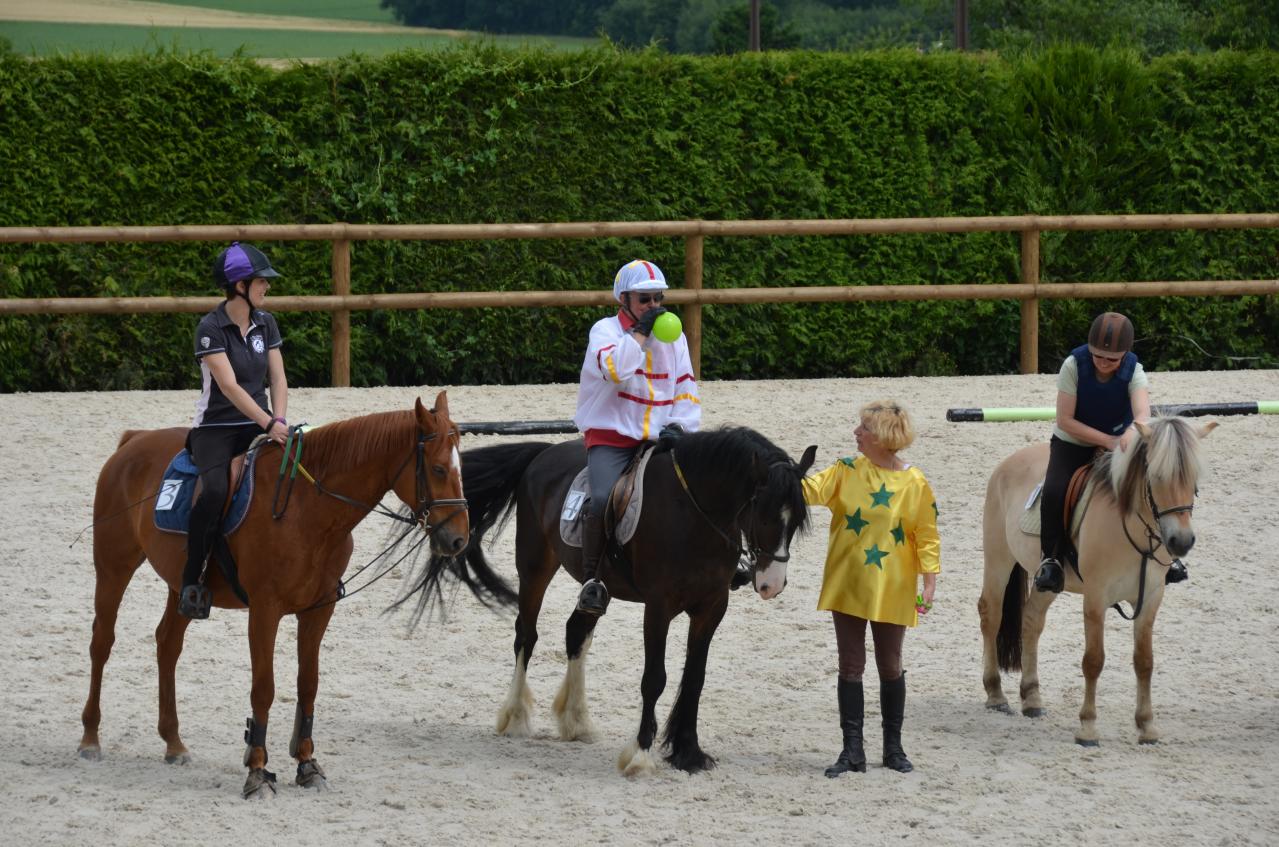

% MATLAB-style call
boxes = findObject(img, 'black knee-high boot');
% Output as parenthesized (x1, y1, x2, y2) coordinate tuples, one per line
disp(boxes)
(881, 672, 913, 773)
(824, 678, 866, 777)
(575, 512, 609, 616)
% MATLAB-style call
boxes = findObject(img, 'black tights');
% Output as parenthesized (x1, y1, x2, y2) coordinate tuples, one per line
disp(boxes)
(1040, 436, 1098, 563)
(183, 424, 260, 587)
(832, 611, 905, 682)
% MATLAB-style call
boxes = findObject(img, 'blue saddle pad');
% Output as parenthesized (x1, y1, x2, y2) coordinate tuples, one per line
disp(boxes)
(154, 447, 259, 536)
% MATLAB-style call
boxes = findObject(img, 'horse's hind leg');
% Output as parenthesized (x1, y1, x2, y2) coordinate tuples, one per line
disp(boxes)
(292, 602, 337, 790)
(156, 588, 193, 763)
(1018, 590, 1056, 718)
(497, 544, 556, 738)
(78, 544, 145, 760)
(978, 561, 1015, 713)
(553, 609, 601, 742)
(662, 593, 728, 774)
(618, 602, 674, 778)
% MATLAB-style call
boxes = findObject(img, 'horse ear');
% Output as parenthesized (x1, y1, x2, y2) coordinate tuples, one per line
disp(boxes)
(1134, 421, 1152, 440)
(1198, 420, 1219, 438)
(414, 396, 431, 425)
(798, 444, 818, 475)
(433, 389, 449, 418)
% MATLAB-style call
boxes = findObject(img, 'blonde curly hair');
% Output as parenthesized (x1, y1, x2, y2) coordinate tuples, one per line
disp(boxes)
(859, 399, 915, 452)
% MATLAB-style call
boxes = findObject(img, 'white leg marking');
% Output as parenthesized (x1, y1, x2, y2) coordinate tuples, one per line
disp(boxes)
(495, 650, 535, 737)
(617, 739, 658, 778)
(552, 633, 596, 742)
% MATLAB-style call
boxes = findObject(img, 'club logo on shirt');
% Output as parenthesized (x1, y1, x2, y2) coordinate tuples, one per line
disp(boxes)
(200, 336, 210, 349)
(252, 336, 265, 354)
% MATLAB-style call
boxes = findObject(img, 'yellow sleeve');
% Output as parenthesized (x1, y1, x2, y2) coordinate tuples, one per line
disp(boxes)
(911, 473, 941, 574)
(802, 463, 842, 509)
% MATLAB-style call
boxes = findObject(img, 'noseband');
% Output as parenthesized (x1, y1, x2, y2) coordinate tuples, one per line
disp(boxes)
(1114, 475, 1196, 621)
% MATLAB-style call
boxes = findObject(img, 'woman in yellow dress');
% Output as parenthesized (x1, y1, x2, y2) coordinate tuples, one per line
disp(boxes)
(802, 400, 940, 776)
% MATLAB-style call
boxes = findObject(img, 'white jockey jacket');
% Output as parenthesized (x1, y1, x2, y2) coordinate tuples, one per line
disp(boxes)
(574, 312, 701, 443)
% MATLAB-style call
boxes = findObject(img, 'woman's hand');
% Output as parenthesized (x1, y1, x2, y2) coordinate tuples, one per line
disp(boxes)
(265, 418, 288, 446)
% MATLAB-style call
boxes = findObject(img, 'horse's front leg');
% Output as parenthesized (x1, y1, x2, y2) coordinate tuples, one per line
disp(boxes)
(243, 605, 283, 800)
(663, 592, 728, 773)
(618, 603, 674, 777)
(292, 601, 337, 790)
(1019, 589, 1056, 717)
(1133, 598, 1162, 744)
(1076, 601, 1107, 746)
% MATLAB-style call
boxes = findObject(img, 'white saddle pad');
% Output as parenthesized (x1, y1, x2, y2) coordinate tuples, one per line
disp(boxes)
(1020, 478, 1095, 538)
(559, 447, 657, 548)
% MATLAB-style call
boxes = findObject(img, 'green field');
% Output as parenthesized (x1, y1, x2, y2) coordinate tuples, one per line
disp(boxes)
(0, 22, 593, 59)
(161, 1, 400, 25)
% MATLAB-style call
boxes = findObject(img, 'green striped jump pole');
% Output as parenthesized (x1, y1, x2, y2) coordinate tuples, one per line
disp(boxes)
(946, 402, 1279, 423)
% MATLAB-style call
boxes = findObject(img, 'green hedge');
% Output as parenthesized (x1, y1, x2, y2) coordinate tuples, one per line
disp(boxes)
(1, 45, 1277, 391)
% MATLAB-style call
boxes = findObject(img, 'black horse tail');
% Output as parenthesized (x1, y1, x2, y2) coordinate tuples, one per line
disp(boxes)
(996, 564, 1026, 672)
(393, 441, 555, 629)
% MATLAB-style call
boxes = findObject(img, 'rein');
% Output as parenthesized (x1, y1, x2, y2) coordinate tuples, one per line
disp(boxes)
(670, 451, 795, 569)
(272, 423, 469, 613)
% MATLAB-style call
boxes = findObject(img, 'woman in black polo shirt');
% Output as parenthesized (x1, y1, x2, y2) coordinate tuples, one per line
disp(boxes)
(179, 242, 290, 619)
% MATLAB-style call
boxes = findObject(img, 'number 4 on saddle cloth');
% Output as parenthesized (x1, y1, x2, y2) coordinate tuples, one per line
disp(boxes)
(153, 443, 262, 537)
(559, 445, 657, 550)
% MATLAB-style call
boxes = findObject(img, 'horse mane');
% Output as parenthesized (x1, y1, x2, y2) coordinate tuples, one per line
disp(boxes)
(1094, 416, 1204, 515)
(297, 409, 416, 475)
(674, 426, 811, 533)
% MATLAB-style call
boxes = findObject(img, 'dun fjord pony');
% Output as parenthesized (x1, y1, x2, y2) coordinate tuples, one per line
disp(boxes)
(404, 428, 815, 775)
(980, 416, 1215, 745)
(81, 392, 498, 798)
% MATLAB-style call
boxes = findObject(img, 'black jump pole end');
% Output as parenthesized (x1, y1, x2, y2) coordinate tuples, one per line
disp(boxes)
(946, 408, 983, 422)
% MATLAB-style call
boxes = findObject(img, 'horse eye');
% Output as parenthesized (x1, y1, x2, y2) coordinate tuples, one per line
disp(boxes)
(432, 464, 447, 476)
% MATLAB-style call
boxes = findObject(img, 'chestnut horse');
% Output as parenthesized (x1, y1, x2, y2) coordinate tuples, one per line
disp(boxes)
(980, 416, 1216, 745)
(79, 392, 498, 798)
(402, 428, 815, 776)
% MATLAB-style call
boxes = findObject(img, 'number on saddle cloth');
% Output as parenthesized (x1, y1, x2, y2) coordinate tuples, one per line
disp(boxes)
(153, 444, 262, 536)
(558, 446, 660, 549)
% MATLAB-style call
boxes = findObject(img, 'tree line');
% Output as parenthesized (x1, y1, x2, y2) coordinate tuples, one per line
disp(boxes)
(380, 0, 1279, 55)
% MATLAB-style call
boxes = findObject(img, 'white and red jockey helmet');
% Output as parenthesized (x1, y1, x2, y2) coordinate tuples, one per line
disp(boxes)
(612, 259, 668, 302)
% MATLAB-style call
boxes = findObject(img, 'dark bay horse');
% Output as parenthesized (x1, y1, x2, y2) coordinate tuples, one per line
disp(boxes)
(80, 392, 502, 798)
(405, 427, 815, 776)
(980, 416, 1216, 745)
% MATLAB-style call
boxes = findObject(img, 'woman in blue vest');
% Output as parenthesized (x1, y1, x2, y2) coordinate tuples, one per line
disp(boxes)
(1034, 312, 1152, 594)
(178, 242, 291, 619)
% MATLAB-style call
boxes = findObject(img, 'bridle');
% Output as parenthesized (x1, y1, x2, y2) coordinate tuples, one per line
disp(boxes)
(1113, 475, 1196, 622)
(670, 452, 797, 569)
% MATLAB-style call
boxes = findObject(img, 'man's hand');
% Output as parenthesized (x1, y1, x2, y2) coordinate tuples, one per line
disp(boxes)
(632, 307, 667, 337)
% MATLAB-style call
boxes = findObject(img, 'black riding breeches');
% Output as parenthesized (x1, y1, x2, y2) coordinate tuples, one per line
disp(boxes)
(183, 424, 261, 586)
(585, 444, 637, 519)
(1040, 436, 1099, 563)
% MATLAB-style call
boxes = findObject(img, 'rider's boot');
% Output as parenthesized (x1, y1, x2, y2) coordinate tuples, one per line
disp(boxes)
(1166, 559, 1189, 584)
(1033, 556, 1065, 594)
(179, 516, 213, 620)
(576, 512, 610, 616)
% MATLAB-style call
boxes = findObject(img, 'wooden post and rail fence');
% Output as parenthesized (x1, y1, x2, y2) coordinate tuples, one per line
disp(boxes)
(2, 213, 1277, 386)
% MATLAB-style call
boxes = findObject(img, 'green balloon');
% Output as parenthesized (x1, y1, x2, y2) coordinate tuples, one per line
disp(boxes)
(652, 311, 682, 343)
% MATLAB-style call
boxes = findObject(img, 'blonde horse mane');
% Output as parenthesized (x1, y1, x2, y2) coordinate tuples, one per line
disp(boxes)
(1093, 416, 1205, 516)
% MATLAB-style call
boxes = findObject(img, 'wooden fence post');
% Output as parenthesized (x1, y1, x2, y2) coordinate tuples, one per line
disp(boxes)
(684, 234, 704, 379)
(1019, 228, 1040, 374)
(331, 236, 351, 387)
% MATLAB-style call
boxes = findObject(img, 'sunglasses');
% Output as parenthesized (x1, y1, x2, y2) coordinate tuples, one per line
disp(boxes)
(1091, 352, 1122, 363)
(633, 292, 665, 305)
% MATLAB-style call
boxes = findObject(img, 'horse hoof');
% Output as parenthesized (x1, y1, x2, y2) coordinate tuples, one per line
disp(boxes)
(1022, 707, 1045, 718)
(987, 703, 1013, 715)
(78, 746, 101, 762)
(164, 751, 191, 765)
(1075, 738, 1100, 748)
(1138, 737, 1160, 746)
(295, 760, 328, 791)
(617, 740, 657, 778)
(242, 767, 278, 800)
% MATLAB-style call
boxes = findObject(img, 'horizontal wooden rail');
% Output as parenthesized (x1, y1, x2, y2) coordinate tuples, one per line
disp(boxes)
(5, 213, 1279, 244)
(3, 213, 1276, 384)
(3, 278, 1275, 316)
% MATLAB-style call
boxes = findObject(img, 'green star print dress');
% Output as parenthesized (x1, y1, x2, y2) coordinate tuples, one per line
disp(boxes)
(802, 455, 941, 626)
